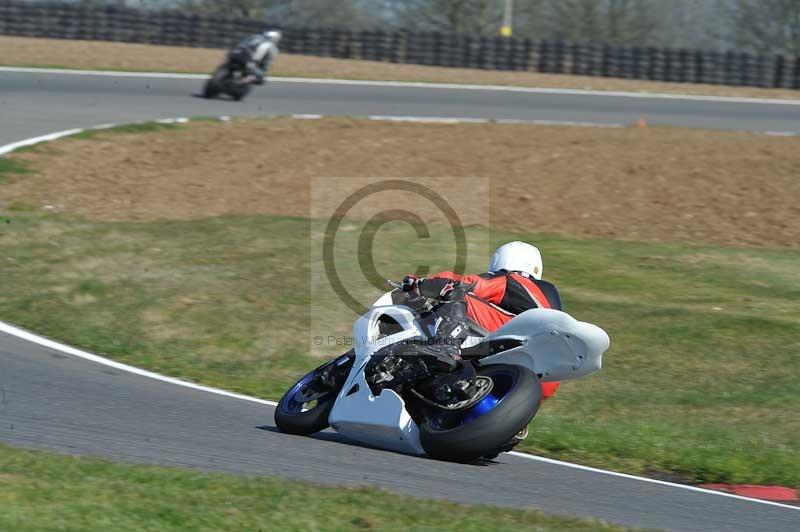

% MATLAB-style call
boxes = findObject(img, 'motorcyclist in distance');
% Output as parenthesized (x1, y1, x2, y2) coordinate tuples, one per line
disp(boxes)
(228, 29, 281, 85)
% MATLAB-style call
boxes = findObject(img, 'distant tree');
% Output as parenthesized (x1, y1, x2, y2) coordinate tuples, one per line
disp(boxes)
(389, 0, 504, 35)
(721, 0, 800, 56)
(85, 0, 796, 55)
(77, 0, 129, 7)
(523, 0, 661, 46)
(646, 0, 724, 50)
(266, 0, 383, 29)
(172, 0, 277, 18)
(168, 0, 381, 27)
(498, 0, 545, 37)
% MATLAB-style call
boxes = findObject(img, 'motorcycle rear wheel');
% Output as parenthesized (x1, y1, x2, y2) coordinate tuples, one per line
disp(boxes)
(275, 354, 353, 435)
(229, 84, 251, 101)
(419, 364, 541, 462)
(203, 67, 227, 99)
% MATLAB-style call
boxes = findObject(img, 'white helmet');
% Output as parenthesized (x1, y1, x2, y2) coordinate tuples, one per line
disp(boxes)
(488, 241, 543, 280)
(264, 30, 282, 43)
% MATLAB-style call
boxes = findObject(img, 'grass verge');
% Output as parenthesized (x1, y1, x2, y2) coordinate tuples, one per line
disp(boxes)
(0, 158, 33, 184)
(71, 122, 183, 140)
(0, 212, 797, 487)
(0, 444, 628, 531)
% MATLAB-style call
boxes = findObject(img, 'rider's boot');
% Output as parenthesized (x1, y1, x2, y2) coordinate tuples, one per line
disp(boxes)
(501, 425, 530, 452)
(511, 426, 529, 445)
(432, 300, 469, 351)
(482, 426, 530, 461)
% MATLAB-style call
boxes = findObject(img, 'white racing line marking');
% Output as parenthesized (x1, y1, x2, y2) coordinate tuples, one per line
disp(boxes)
(1, 318, 797, 512)
(0, 127, 85, 156)
(3, 65, 800, 107)
(764, 130, 800, 136)
(0, 115, 625, 155)
(507, 452, 799, 511)
(0, 118, 187, 156)
(1, 117, 798, 512)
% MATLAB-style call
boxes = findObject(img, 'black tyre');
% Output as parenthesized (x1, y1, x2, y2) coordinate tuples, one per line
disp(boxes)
(419, 364, 542, 462)
(203, 67, 228, 99)
(202, 79, 219, 99)
(230, 84, 251, 101)
(274, 354, 353, 435)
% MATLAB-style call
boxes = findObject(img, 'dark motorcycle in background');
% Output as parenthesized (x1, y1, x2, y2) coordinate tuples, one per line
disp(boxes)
(202, 50, 258, 101)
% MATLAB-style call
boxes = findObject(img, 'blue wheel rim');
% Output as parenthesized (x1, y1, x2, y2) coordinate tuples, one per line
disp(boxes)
(280, 355, 352, 415)
(282, 372, 314, 414)
(454, 370, 516, 427)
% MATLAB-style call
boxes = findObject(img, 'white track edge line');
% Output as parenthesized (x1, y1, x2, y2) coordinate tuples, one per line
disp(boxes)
(0, 127, 85, 156)
(1, 318, 796, 511)
(365, 115, 624, 127)
(1, 118, 798, 511)
(506, 451, 799, 510)
(3, 65, 800, 106)
(0, 118, 189, 156)
(0, 115, 623, 155)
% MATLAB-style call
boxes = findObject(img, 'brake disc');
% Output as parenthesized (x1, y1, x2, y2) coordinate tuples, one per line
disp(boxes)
(411, 376, 494, 411)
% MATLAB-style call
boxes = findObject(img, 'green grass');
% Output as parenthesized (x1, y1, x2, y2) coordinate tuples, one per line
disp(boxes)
(71, 121, 183, 140)
(0, 158, 33, 184)
(0, 444, 628, 532)
(5, 201, 37, 212)
(0, 213, 798, 488)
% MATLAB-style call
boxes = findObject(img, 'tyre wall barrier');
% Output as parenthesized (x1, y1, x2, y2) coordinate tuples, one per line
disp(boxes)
(1, 0, 797, 89)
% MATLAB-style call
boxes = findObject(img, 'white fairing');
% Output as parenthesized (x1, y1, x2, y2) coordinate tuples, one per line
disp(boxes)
(480, 308, 609, 382)
(326, 291, 609, 455)
(328, 300, 427, 455)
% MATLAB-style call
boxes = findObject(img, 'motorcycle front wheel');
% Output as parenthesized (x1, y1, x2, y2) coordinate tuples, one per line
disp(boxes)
(274, 353, 354, 435)
(419, 364, 542, 462)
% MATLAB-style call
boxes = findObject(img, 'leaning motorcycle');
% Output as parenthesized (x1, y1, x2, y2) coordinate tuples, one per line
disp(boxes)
(275, 282, 609, 462)
(202, 50, 256, 101)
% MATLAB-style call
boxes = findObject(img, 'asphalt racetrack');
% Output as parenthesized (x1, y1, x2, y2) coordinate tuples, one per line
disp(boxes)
(2, 68, 800, 146)
(1, 68, 799, 531)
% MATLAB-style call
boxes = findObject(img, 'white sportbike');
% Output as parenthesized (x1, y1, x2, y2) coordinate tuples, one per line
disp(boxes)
(275, 282, 610, 461)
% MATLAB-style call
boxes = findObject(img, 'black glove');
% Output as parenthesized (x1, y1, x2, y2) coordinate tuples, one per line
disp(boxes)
(401, 275, 421, 293)
(438, 281, 476, 302)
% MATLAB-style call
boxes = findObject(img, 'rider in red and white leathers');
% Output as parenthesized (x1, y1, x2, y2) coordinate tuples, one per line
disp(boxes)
(403, 241, 562, 401)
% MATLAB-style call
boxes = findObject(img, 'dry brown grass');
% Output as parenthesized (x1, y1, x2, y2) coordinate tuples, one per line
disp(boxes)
(3, 35, 800, 100)
(2, 117, 799, 247)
